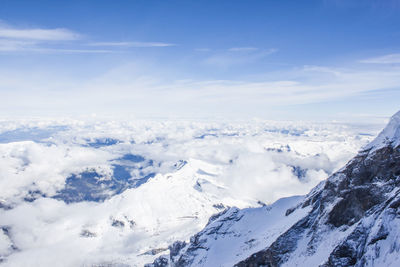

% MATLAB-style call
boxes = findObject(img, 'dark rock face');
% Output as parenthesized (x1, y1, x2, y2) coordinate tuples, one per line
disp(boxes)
(144, 113, 400, 267)
(141, 248, 169, 256)
(148, 142, 400, 267)
(23, 189, 47, 202)
(144, 256, 169, 267)
(111, 219, 125, 228)
(291, 165, 307, 180)
(147, 208, 246, 267)
(327, 186, 382, 227)
(235, 209, 319, 267)
(236, 145, 400, 267)
(80, 229, 97, 238)
(169, 241, 187, 258)
(322, 192, 400, 267)
(324, 145, 400, 228)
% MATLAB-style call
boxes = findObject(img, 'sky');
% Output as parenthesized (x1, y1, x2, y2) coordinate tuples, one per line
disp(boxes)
(0, 0, 399, 121)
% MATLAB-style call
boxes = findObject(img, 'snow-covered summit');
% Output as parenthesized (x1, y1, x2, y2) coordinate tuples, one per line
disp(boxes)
(365, 110, 400, 151)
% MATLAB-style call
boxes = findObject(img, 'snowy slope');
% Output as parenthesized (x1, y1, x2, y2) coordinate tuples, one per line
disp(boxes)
(156, 196, 310, 267)
(148, 110, 400, 267)
(0, 159, 242, 267)
(365, 110, 400, 151)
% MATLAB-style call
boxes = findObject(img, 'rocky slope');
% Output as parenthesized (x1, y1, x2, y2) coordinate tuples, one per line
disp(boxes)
(147, 111, 400, 267)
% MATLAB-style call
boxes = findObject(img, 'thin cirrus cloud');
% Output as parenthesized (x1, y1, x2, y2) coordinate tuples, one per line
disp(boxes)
(0, 25, 80, 41)
(360, 53, 400, 64)
(0, 60, 400, 118)
(0, 23, 91, 53)
(0, 38, 114, 53)
(88, 41, 176, 47)
(0, 22, 174, 53)
(0, 39, 37, 51)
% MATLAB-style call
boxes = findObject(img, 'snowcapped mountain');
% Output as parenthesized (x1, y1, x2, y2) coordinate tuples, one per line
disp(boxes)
(0, 118, 382, 266)
(147, 110, 400, 267)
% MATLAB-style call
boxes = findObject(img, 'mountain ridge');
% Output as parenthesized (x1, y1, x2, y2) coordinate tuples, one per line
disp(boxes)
(147, 110, 400, 266)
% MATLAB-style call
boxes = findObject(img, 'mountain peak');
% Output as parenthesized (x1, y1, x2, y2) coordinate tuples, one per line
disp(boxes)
(365, 110, 400, 151)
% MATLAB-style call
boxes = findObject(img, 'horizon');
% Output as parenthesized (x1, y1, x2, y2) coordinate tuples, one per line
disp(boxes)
(0, 0, 400, 121)
(2, 2, 400, 266)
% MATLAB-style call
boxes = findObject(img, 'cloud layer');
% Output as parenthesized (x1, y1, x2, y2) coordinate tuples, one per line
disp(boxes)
(0, 118, 381, 266)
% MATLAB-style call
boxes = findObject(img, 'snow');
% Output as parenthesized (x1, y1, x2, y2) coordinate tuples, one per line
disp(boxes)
(283, 223, 357, 267)
(163, 111, 400, 267)
(365, 110, 400, 151)
(358, 189, 400, 267)
(179, 196, 310, 267)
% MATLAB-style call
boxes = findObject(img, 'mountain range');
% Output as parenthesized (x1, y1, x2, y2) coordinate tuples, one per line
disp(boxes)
(147, 111, 400, 266)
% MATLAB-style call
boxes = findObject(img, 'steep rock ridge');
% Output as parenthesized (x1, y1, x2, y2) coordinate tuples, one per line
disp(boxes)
(146, 195, 310, 267)
(364, 110, 400, 151)
(148, 111, 400, 266)
(236, 144, 400, 266)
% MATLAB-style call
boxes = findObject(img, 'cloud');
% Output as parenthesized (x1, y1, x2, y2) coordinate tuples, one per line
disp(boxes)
(360, 53, 400, 64)
(0, 39, 37, 51)
(0, 22, 117, 53)
(1, 61, 400, 119)
(0, 22, 177, 54)
(0, 117, 377, 266)
(0, 39, 114, 53)
(88, 41, 176, 47)
(0, 25, 80, 41)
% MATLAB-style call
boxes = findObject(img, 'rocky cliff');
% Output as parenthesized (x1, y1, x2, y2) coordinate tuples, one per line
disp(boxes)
(147, 111, 400, 267)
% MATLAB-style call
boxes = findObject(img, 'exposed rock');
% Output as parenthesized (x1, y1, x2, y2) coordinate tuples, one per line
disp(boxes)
(80, 229, 97, 238)
(145, 111, 400, 267)
(140, 248, 168, 256)
(144, 255, 169, 267)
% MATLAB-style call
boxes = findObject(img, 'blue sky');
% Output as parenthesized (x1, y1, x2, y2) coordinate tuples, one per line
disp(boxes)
(0, 0, 399, 121)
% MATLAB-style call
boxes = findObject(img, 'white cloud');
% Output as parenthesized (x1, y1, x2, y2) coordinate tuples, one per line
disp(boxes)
(88, 41, 176, 47)
(0, 25, 80, 41)
(0, 23, 117, 53)
(0, 39, 114, 53)
(0, 39, 36, 51)
(360, 53, 400, 64)
(0, 62, 399, 118)
(0, 22, 176, 54)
